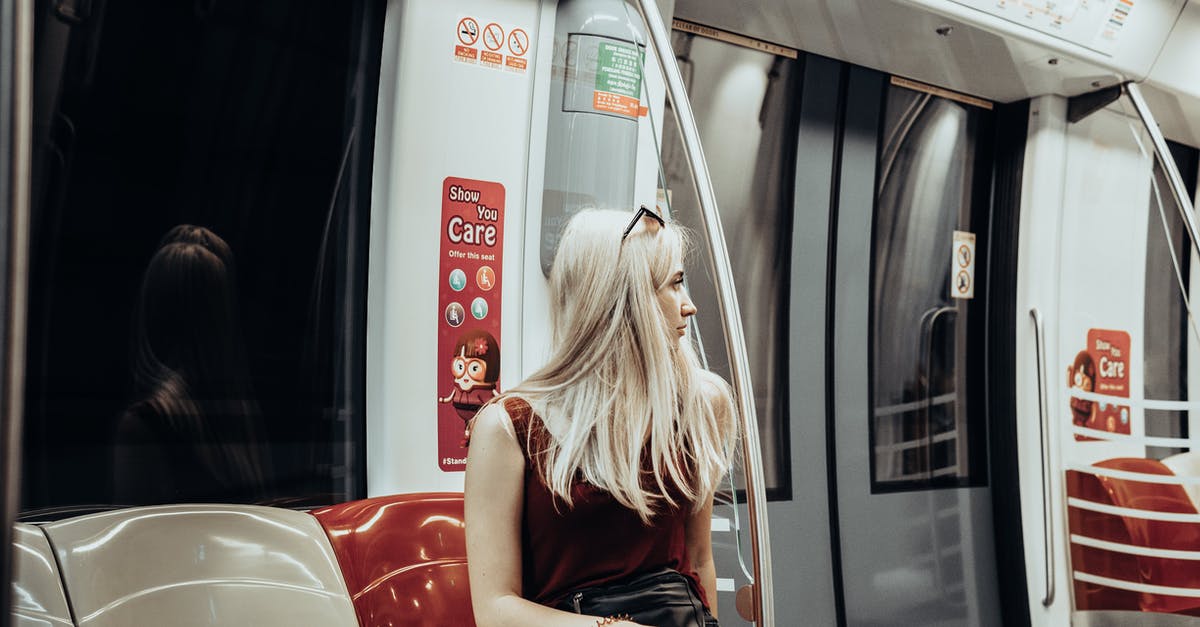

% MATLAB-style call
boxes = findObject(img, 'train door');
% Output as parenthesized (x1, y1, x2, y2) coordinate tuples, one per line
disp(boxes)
(660, 15, 1016, 623)
(1019, 93, 1200, 626)
(825, 66, 1003, 627)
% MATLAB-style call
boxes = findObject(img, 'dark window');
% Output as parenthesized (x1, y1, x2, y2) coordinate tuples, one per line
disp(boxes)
(21, 0, 384, 516)
(869, 82, 994, 492)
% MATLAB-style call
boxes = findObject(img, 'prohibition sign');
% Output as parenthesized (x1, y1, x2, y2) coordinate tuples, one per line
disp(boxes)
(508, 28, 529, 56)
(457, 17, 479, 46)
(482, 22, 505, 51)
(957, 244, 971, 267)
(956, 270, 971, 294)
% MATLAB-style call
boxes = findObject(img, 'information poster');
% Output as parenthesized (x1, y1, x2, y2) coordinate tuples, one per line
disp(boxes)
(1067, 328, 1130, 440)
(436, 177, 505, 471)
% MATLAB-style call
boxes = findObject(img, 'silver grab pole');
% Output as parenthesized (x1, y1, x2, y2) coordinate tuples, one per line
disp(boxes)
(1124, 83, 1200, 254)
(630, 2, 774, 624)
(2, 2, 34, 627)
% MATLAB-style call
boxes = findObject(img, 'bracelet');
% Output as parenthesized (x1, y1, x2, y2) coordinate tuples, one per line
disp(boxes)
(596, 614, 633, 626)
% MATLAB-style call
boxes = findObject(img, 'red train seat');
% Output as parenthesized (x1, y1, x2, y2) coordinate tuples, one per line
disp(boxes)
(312, 493, 475, 627)
(1068, 458, 1200, 615)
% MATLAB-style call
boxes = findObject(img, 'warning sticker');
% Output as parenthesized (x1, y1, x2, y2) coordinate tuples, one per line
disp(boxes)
(508, 28, 529, 56)
(593, 41, 642, 117)
(458, 17, 479, 46)
(453, 16, 529, 74)
(950, 230, 975, 300)
(482, 22, 505, 51)
(481, 50, 502, 66)
(437, 178, 505, 472)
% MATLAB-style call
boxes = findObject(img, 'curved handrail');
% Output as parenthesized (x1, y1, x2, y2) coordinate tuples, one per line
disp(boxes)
(630, 2, 773, 624)
(1029, 308, 1055, 607)
(1124, 83, 1200, 264)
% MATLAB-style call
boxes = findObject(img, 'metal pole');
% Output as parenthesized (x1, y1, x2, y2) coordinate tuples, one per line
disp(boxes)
(1, 1, 34, 626)
(1124, 83, 1200, 256)
(630, 2, 773, 624)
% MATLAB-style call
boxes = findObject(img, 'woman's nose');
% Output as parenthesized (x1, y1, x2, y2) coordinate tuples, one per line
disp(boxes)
(681, 298, 697, 318)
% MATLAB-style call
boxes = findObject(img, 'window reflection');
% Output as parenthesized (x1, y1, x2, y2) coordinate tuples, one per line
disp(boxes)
(114, 226, 270, 504)
(21, 0, 382, 514)
(871, 85, 990, 490)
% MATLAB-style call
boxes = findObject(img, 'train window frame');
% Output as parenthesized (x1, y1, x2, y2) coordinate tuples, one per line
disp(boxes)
(18, 0, 386, 518)
(866, 80, 996, 495)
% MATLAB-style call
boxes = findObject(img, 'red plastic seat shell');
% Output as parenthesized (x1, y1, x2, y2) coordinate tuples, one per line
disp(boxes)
(1068, 458, 1200, 615)
(313, 493, 476, 627)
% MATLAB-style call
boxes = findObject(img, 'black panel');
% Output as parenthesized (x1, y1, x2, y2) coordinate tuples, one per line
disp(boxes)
(987, 99, 1031, 627)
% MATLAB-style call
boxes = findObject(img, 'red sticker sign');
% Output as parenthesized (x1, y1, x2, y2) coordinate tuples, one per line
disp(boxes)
(482, 22, 505, 51)
(457, 17, 479, 46)
(1067, 328, 1130, 440)
(437, 177, 505, 472)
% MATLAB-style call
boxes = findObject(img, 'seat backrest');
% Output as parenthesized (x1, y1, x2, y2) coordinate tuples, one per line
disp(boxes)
(43, 504, 359, 627)
(1094, 458, 1200, 614)
(11, 523, 73, 627)
(312, 492, 476, 627)
(1162, 451, 1200, 511)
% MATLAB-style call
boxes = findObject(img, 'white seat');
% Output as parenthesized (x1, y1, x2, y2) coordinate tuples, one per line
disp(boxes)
(43, 504, 359, 627)
(1161, 451, 1200, 512)
(11, 523, 73, 627)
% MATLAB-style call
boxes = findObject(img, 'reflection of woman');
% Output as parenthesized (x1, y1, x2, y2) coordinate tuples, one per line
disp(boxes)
(465, 209, 735, 626)
(114, 225, 269, 504)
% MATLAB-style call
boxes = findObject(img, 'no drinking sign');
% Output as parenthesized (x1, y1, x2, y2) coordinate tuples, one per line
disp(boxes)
(435, 177, 505, 471)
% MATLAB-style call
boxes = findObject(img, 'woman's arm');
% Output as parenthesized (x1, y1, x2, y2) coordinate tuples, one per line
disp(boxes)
(684, 497, 718, 617)
(465, 403, 644, 627)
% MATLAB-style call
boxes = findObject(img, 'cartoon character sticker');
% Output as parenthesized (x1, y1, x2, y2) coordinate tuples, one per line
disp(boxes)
(1067, 329, 1130, 441)
(438, 329, 500, 434)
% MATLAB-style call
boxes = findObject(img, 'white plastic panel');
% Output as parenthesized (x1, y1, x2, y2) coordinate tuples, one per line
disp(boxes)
(675, 0, 1127, 103)
(366, 0, 541, 493)
(940, 0, 1185, 62)
(43, 505, 357, 627)
(11, 524, 72, 627)
(1016, 95, 1072, 627)
(1144, 0, 1200, 148)
(675, 0, 1187, 104)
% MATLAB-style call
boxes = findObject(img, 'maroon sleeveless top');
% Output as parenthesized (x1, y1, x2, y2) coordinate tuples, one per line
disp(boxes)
(500, 397, 708, 608)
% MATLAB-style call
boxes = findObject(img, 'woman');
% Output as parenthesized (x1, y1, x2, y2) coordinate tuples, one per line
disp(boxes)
(465, 208, 736, 626)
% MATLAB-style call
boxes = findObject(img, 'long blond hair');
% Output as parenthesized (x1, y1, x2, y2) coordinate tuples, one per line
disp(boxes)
(508, 209, 735, 522)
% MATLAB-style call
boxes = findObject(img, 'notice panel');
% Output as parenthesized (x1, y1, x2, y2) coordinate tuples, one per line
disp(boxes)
(436, 177, 505, 472)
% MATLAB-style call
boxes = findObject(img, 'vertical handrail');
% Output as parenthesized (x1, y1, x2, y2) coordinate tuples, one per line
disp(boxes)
(630, 1, 774, 624)
(1029, 308, 1055, 607)
(1124, 83, 1200, 259)
(1, 2, 33, 627)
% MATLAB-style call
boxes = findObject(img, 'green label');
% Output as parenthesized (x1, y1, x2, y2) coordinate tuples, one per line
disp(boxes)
(594, 41, 642, 98)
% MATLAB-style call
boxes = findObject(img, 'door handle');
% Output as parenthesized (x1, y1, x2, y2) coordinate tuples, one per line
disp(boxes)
(1029, 308, 1055, 606)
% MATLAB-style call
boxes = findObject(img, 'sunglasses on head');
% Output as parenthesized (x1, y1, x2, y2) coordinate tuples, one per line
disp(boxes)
(621, 205, 665, 242)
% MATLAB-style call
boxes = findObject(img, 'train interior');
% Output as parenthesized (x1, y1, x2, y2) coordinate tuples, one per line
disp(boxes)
(5, 0, 1200, 626)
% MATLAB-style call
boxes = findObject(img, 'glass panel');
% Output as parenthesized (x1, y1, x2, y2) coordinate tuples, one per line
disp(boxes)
(660, 27, 800, 498)
(870, 84, 991, 491)
(20, 0, 382, 515)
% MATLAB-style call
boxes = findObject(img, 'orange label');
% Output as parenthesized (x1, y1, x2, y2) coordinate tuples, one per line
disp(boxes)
(505, 56, 527, 71)
(593, 91, 640, 117)
(480, 50, 502, 65)
(455, 45, 478, 62)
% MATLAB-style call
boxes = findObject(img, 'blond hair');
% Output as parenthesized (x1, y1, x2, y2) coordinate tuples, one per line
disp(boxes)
(505, 209, 735, 522)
